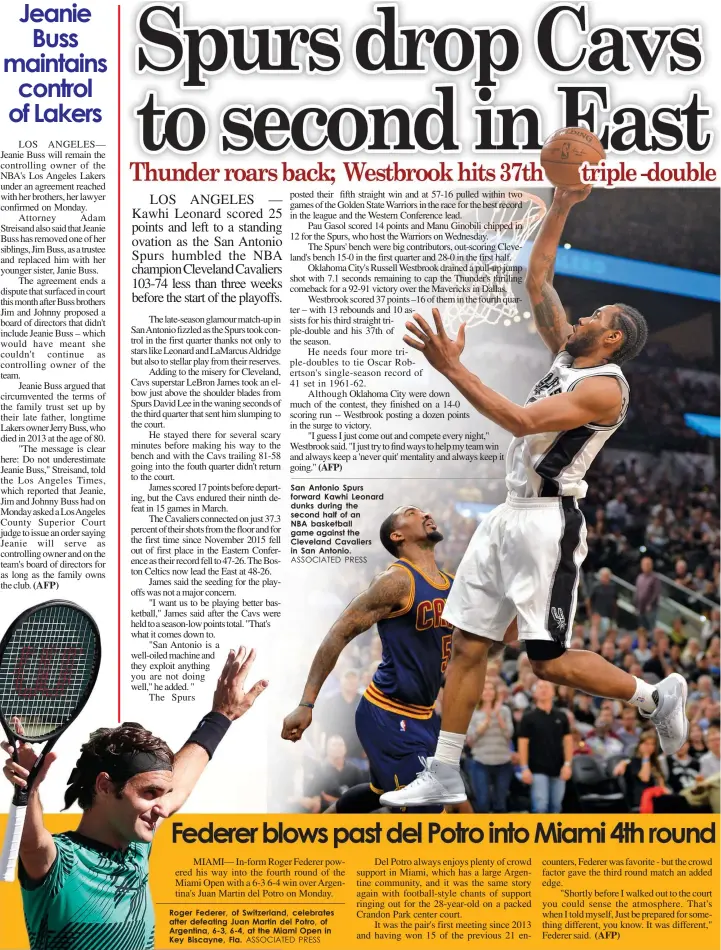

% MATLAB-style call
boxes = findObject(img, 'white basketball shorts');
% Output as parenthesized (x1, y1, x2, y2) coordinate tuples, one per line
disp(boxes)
(442, 495, 587, 645)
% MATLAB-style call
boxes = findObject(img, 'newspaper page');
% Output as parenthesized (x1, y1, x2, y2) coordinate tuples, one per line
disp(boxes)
(0, 0, 719, 948)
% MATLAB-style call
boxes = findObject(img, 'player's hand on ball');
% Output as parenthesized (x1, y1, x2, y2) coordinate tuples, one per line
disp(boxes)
(212, 646, 268, 721)
(404, 308, 465, 376)
(553, 184, 592, 207)
(281, 706, 313, 742)
(1, 718, 57, 789)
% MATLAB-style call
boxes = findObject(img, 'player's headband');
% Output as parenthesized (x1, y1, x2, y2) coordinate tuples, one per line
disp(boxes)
(107, 750, 173, 782)
(65, 750, 173, 806)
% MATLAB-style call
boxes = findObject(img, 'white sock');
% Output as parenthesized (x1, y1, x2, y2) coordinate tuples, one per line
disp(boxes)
(434, 731, 465, 768)
(628, 677, 657, 714)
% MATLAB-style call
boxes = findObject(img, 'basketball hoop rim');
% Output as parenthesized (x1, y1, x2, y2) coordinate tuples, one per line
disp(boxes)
(516, 191, 547, 225)
(426, 191, 549, 330)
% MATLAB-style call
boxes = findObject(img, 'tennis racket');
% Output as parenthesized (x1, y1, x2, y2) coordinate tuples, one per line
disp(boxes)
(0, 601, 101, 881)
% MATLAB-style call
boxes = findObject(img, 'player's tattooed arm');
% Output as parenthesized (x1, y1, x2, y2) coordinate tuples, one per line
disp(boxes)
(529, 282, 571, 355)
(281, 568, 411, 742)
(525, 186, 591, 354)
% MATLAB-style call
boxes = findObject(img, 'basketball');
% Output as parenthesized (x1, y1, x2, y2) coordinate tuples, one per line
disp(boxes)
(540, 127, 606, 187)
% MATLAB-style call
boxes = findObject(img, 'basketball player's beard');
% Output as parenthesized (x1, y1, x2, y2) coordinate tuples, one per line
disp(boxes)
(426, 529, 444, 545)
(565, 326, 600, 359)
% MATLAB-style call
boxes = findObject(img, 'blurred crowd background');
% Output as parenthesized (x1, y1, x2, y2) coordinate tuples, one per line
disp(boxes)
(273, 188, 720, 816)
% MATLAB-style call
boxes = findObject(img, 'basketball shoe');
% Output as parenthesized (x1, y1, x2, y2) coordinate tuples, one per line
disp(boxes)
(642, 672, 688, 755)
(379, 757, 467, 808)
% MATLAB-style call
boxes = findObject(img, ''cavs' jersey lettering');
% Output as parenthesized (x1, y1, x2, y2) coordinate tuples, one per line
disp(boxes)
(416, 598, 453, 631)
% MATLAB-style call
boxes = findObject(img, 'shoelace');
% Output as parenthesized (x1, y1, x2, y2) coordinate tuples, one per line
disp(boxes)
(411, 758, 437, 785)
(412, 768, 436, 785)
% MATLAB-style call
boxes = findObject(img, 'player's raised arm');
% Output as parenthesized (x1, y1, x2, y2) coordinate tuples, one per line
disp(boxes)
(2, 721, 58, 881)
(163, 646, 268, 817)
(403, 311, 623, 436)
(525, 186, 591, 354)
(281, 567, 411, 742)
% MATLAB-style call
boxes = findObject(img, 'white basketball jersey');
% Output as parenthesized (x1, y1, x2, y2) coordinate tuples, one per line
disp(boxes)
(505, 351, 629, 499)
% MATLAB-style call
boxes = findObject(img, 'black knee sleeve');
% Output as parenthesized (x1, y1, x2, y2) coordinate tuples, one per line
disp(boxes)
(525, 640, 567, 661)
(335, 783, 382, 814)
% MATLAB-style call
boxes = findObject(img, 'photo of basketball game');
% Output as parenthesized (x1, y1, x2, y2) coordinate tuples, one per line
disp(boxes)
(275, 185, 719, 818)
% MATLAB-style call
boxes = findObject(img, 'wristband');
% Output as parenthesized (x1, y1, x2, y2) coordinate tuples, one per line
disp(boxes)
(299, 702, 314, 709)
(563, 761, 571, 768)
(185, 711, 231, 759)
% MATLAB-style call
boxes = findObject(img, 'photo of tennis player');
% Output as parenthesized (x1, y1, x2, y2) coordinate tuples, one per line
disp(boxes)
(2, 646, 267, 950)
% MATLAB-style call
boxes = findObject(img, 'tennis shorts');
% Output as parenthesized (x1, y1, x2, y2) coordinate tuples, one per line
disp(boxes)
(443, 495, 587, 645)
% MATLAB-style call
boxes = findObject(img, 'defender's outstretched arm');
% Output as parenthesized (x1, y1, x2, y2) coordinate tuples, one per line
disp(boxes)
(525, 186, 591, 355)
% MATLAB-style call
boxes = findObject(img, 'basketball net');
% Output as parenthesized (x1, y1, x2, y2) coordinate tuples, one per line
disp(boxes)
(439, 192, 547, 334)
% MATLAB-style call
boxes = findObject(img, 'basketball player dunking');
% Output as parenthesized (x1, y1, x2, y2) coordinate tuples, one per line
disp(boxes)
(381, 186, 688, 809)
(282, 507, 456, 813)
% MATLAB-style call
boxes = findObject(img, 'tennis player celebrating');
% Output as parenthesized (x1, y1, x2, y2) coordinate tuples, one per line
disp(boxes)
(2, 646, 267, 950)
(381, 186, 688, 809)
